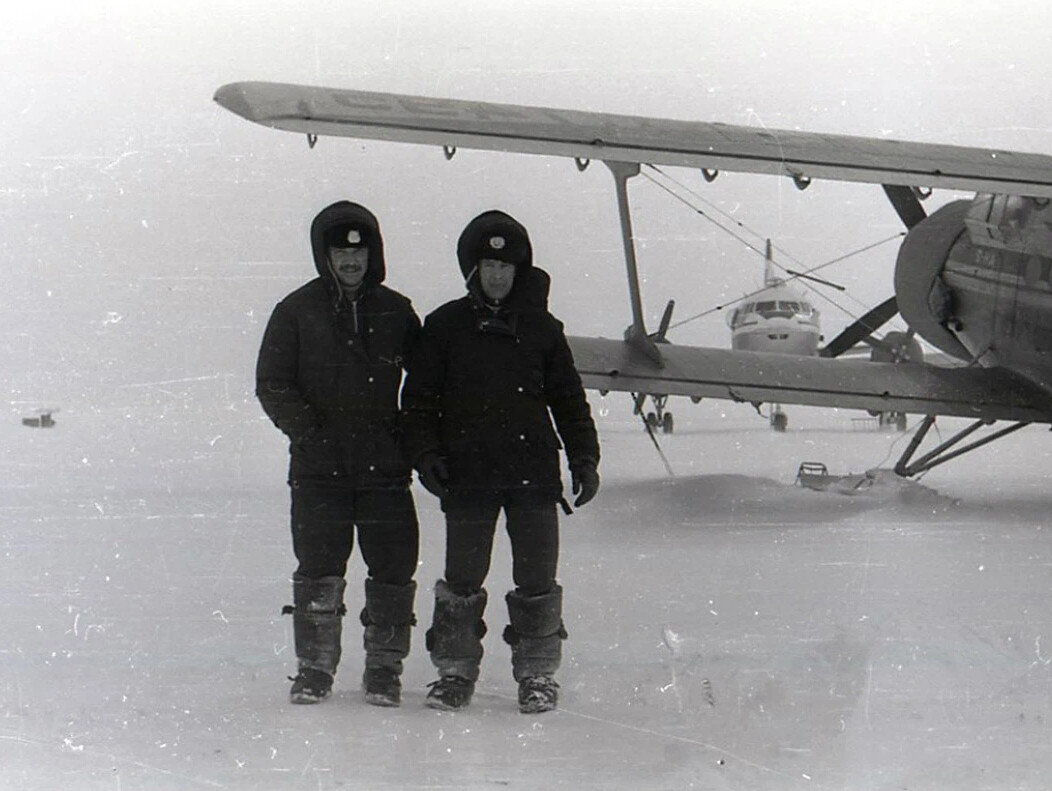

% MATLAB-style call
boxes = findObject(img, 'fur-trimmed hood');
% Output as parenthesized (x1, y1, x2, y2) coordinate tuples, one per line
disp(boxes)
(456, 209, 549, 312)
(309, 201, 386, 299)
(456, 210, 532, 286)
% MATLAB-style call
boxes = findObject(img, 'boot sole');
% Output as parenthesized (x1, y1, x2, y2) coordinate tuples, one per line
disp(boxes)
(519, 702, 557, 714)
(425, 697, 471, 712)
(290, 691, 331, 704)
(364, 692, 401, 707)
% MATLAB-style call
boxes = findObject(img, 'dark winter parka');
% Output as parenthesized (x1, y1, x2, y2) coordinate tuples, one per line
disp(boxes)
(256, 201, 421, 488)
(401, 211, 599, 503)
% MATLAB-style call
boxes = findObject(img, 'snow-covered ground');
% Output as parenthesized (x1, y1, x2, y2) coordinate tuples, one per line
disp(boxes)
(3, 268, 1052, 791)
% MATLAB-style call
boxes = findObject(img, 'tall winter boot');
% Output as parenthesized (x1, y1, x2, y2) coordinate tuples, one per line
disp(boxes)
(424, 580, 488, 711)
(285, 573, 347, 704)
(504, 585, 567, 714)
(360, 579, 417, 707)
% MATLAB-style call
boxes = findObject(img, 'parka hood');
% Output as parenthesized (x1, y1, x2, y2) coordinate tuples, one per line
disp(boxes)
(310, 201, 386, 299)
(456, 210, 533, 290)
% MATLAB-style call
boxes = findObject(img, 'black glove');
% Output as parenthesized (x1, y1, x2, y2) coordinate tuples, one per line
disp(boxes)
(416, 452, 449, 499)
(570, 460, 600, 508)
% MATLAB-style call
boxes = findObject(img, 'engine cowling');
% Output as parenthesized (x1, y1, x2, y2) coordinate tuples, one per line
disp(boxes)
(892, 199, 972, 362)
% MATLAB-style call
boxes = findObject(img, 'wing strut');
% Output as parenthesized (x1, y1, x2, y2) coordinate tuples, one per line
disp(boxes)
(893, 416, 1030, 476)
(605, 160, 663, 365)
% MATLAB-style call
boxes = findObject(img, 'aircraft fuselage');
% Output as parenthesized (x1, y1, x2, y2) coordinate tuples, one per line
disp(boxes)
(895, 193, 1052, 393)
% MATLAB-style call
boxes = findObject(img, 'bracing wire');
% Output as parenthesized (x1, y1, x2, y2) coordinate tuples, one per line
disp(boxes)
(667, 232, 907, 330)
(639, 164, 907, 333)
(639, 408, 676, 478)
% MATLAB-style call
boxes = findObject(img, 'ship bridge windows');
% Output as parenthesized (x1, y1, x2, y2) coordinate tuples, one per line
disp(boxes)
(757, 300, 801, 319)
(781, 300, 815, 317)
(730, 299, 818, 328)
(755, 301, 778, 317)
(729, 303, 754, 328)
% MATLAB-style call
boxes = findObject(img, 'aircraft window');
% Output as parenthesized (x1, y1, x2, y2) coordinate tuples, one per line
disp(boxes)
(1004, 196, 1030, 229)
(989, 194, 1008, 226)
(756, 301, 776, 312)
(781, 301, 800, 313)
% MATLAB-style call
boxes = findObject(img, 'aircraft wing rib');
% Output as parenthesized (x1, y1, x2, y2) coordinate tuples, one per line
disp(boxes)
(567, 337, 1052, 424)
(215, 81, 1052, 198)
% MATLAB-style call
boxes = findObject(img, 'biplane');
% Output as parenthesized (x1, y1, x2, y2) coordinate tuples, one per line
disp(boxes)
(214, 81, 1052, 476)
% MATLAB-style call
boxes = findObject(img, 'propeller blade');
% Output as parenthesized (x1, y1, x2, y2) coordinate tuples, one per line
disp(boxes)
(882, 184, 928, 229)
(823, 189, 920, 362)
(819, 296, 899, 358)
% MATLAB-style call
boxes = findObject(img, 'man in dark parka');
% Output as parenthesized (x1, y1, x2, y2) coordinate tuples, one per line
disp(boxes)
(257, 201, 420, 707)
(402, 210, 600, 714)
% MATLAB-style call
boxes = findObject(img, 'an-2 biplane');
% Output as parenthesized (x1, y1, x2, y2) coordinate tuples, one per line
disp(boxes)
(214, 81, 1052, 476)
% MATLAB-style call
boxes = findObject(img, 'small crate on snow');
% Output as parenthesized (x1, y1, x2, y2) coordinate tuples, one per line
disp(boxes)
(795, 461, 829, 489)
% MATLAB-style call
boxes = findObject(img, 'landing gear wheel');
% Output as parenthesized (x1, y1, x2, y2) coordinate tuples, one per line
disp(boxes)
(662, 412, 674, 434)
(646, 412, 659, 429)
(896, 413, 907, 432)
(772, 412, 788, 432)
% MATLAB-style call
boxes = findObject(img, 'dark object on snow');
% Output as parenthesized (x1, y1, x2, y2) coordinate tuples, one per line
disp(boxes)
(22, 412, 55, 428)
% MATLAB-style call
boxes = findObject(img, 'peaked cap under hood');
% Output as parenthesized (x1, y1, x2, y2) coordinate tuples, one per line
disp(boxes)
(310, 201, 386, 297)
(456, 210, 532, 287)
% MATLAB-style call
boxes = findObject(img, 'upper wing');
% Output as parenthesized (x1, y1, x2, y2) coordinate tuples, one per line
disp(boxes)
(215, 81, 1052, 198)
(568, 336, 1052, 423)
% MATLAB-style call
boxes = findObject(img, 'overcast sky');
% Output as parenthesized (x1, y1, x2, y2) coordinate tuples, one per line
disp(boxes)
(4, 9, 1051, 784)
(4, 0, 1052, 389)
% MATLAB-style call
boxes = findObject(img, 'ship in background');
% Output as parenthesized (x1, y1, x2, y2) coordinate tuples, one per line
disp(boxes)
(727, 240, 821, 430)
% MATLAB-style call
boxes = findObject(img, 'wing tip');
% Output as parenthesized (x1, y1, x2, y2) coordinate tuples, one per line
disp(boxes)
(214, 82, 259, 122)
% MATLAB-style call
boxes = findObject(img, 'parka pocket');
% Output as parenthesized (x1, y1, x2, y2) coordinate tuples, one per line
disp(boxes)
(291, 424, 344, 477)
(366, 424, 412, 479)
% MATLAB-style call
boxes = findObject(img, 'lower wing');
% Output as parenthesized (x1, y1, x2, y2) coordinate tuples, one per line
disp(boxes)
(568, 337, 1052, 423)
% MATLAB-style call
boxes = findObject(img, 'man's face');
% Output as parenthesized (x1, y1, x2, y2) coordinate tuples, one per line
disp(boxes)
(478, 258, 516, 302)
(330, 246, 369, 291)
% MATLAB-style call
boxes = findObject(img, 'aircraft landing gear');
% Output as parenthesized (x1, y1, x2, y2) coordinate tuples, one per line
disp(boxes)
(894, 415, 1030, 476)
(636, 393, 674, 434)
(878, 411, 908, 432)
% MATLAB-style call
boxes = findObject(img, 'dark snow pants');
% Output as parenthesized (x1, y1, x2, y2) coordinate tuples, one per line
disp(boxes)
(290, 479, 419, 583)
(441, 491, 559, 596)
